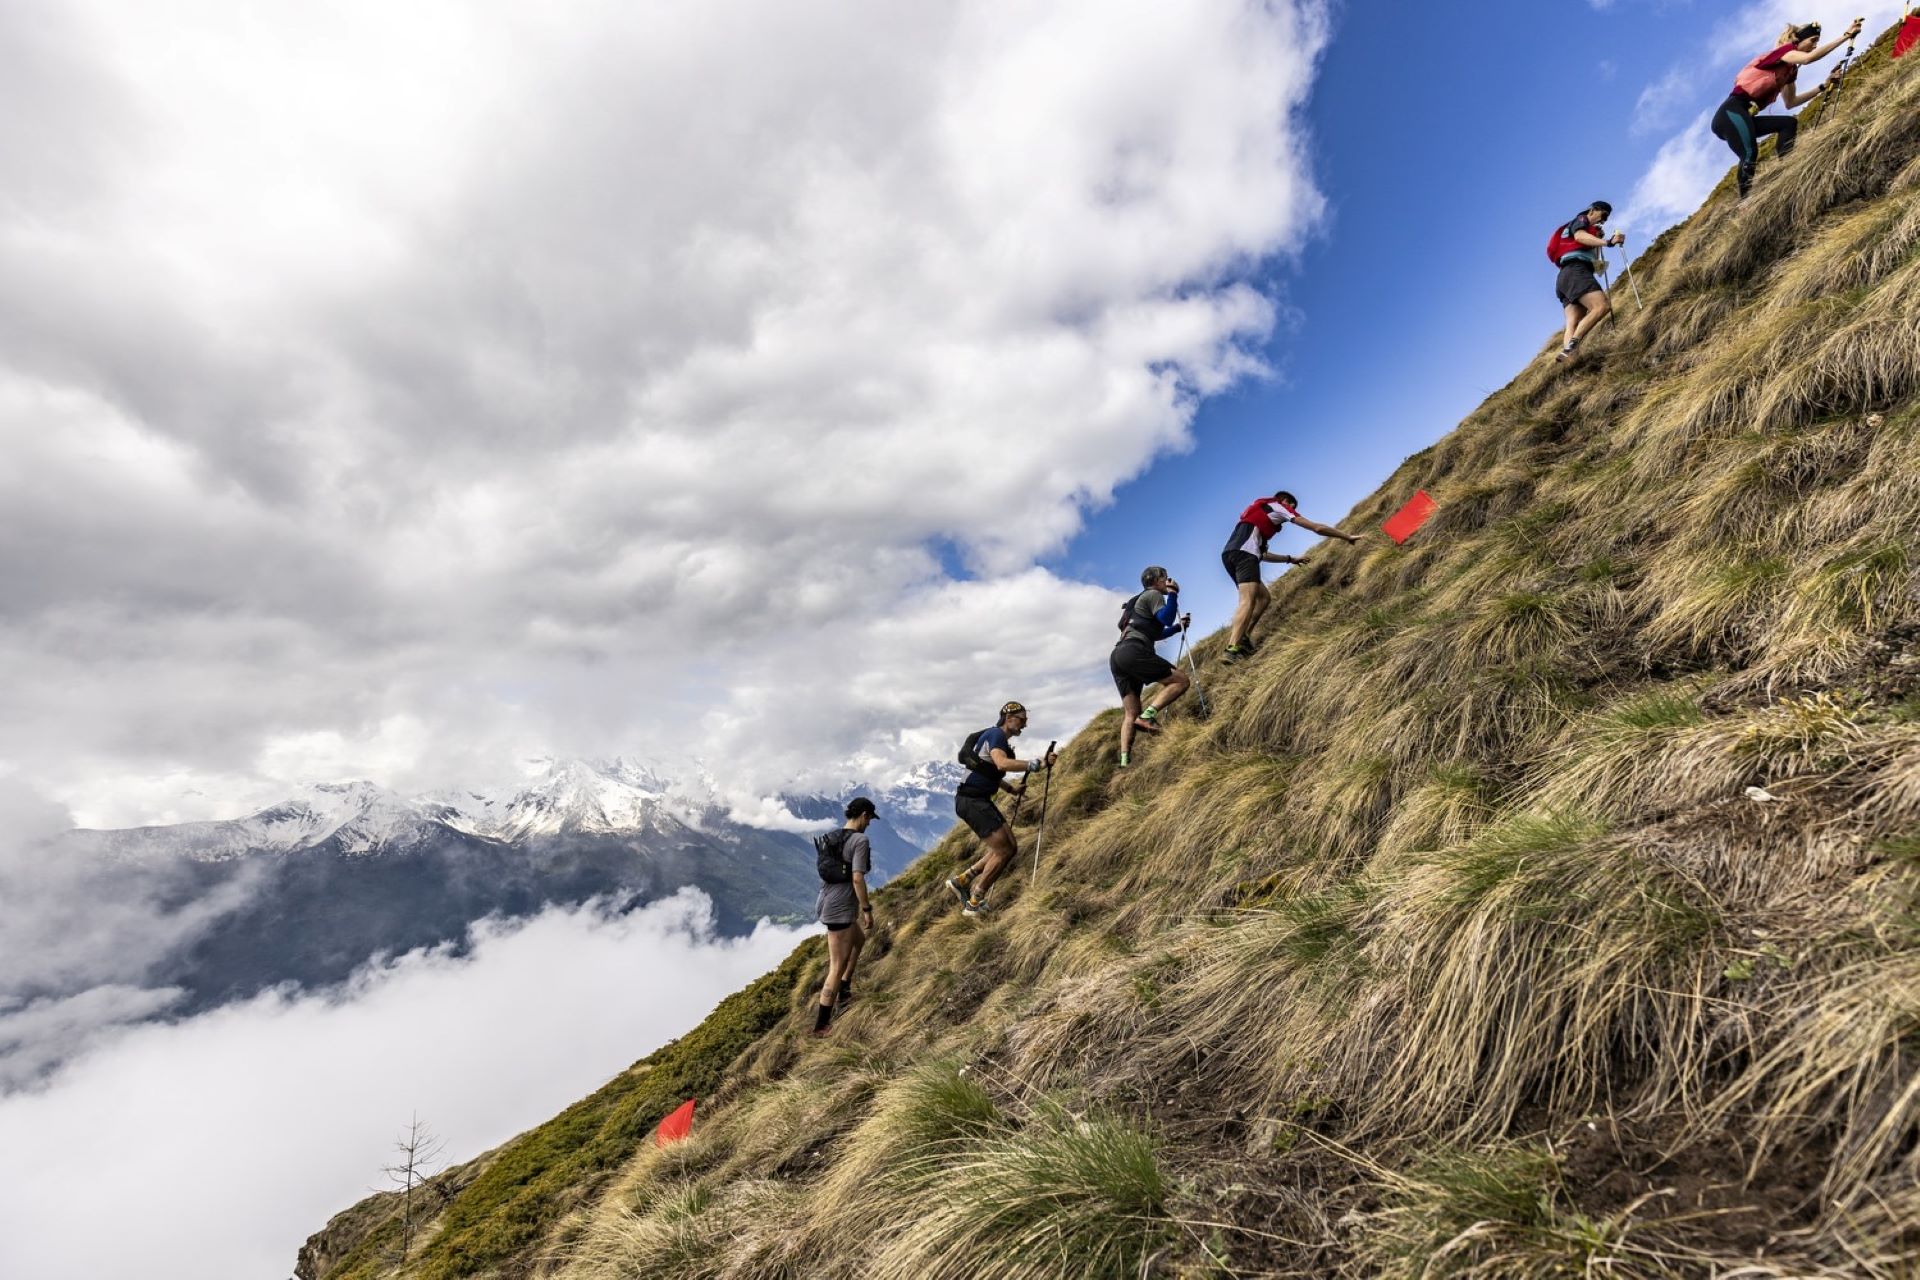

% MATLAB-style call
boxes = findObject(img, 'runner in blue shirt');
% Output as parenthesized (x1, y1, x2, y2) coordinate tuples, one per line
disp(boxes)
(945, 701, 1056, 916)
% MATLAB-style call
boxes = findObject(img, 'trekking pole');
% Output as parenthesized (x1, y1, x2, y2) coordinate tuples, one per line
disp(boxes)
(1821, 36, 1859, 122)
(1617, 234, 1644, 310)
(1031, 741, 1056, 881)
(1177, 621, 1211, 719)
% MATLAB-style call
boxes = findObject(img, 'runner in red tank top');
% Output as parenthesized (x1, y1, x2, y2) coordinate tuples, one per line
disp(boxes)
(1220, 490, 1360, 661)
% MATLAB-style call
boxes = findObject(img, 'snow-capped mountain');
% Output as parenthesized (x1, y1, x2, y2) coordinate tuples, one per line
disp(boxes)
(39, 756, 966, 1021)
(60, 779, 459, 863)
(864, 761, 967, 848)
(62, 755, 967, 866)
(427, 756, 698, 843)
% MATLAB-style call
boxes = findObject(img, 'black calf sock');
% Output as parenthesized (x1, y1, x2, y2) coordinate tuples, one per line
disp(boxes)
(838, 979, 852, 998)
(813, 1002, 833, 1031)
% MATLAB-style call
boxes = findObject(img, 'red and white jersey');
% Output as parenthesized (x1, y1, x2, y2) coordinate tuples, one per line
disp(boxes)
(1226, 497, 1300, 554)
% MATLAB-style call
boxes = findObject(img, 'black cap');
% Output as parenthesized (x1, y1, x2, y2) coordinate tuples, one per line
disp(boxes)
(1591, 200, 1613, 214)
(845, 796, 878, 819)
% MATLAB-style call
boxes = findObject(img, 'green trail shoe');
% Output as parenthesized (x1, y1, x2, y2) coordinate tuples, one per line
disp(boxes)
(1223, 645, 1248, 663)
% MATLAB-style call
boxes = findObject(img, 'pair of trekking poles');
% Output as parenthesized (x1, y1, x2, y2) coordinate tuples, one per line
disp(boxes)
(1815, 33, 1861, 124)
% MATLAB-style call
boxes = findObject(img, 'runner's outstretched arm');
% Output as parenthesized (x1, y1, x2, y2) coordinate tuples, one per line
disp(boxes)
(1782, 20, 1862, 64)
(1290, 515, 1361, 542)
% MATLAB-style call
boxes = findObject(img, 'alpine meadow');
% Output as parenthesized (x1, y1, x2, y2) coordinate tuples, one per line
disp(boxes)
(295, 23, 1920, 1280)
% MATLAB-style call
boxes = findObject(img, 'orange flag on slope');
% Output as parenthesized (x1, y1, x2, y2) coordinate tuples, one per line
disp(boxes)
(656, 1098, 696, 1146)
(1382, 491, 1437, 545)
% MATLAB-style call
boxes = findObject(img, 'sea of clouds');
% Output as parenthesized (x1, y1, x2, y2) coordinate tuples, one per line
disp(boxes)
(0, 887, 810, 1280)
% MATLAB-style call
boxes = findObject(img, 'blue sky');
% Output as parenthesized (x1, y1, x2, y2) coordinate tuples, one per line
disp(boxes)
(1052, 0, 1892, 630)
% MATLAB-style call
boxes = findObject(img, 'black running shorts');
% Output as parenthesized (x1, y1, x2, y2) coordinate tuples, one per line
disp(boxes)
(1222, 548, 1262, 586)
(954, 792, 1006, 839)
(1555, 260, 1602, 308)
(1110, 638, 1175, 698)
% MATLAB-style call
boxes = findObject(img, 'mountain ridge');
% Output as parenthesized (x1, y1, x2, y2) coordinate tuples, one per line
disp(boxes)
(58, 755, 964, 863)
(22, 758, 960, 1024)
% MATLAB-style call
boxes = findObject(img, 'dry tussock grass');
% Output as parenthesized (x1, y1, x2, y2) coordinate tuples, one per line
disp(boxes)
(1765, 197, 1920, 308)
(1750, 257, 1920, 434)
(1701, 951, 1920, 1210)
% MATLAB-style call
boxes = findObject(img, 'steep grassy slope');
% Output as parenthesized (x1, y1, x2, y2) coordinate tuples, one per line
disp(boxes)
(302, 26, 1920, 1280)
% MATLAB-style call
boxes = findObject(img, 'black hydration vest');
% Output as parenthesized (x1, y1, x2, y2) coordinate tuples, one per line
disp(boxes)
(814, 829, 854, 884)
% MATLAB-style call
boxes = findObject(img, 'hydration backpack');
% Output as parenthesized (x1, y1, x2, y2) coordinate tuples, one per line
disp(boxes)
(813, 828, 855, 884)
(1239, 496, 1296, 540)
(957, 728, 996, 774)
(1546, 216, 1591, 266)
(1733, 44, 1798, 104)
(1117, 593, 1143, 633)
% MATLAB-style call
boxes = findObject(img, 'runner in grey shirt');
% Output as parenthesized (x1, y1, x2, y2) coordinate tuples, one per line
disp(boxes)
(812, 797, 877, 1036)
(1110, 565, 1191, 767)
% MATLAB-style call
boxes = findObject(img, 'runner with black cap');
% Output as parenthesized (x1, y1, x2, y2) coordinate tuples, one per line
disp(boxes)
(1546, 201, 1625, 363)
(1111, 565, 1191, 767)
(945, 701, 1056, 917)
(1711, 17, 1864, 200)
(810, 796, 877, 1037)
(1222, 491, 1360, 661)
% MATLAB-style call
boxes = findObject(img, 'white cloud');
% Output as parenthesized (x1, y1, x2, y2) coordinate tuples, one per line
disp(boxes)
(0, 889, 812, 1280)
(1631, 66, 1696, 135)
(0, 778, 262, 1042)
(1621, 114, 1730, 237)
(0, 0, 1332, 827)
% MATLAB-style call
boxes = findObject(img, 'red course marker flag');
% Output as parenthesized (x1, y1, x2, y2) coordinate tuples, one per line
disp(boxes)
(1382, 491, 1437, 545)
(656, 1098, 697, 1146)
(1896, 11, 1919, 58)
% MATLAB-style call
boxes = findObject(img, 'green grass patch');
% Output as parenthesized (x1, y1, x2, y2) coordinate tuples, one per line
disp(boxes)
(875, 1103, 1172, 1279)
(1596, 687, 1707, 736)
(1444, 813, 1609, 907)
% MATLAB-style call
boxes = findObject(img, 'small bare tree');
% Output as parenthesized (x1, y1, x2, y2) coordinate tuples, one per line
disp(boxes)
(382, 1112, 446, 1262)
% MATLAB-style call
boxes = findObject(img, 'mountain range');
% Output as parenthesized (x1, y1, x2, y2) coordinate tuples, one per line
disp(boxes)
(40, 757, 961, 1015)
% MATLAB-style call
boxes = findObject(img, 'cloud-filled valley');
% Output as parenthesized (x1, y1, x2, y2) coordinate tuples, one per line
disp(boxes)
(0, 889, 811, 1280)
